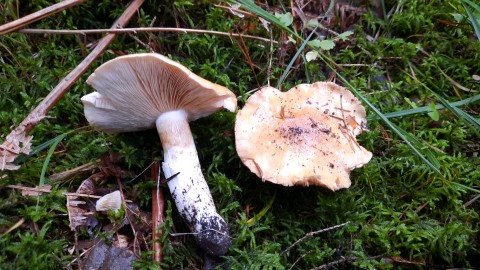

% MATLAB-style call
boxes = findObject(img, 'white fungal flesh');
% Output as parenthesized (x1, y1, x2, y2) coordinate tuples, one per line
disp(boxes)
(96, 190, 122, 212)
(156, 110, 230, 256)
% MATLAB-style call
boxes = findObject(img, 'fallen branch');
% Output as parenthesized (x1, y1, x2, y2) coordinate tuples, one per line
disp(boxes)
(0, 0, 145, 171)
(0, 0, 85, 35)
(280, 222, 349, 256)
(18, 27, 275, 43)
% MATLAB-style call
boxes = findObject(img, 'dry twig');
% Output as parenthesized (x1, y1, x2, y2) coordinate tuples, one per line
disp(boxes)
(280, 222, 349, 256)
(0, 0, 85, 35)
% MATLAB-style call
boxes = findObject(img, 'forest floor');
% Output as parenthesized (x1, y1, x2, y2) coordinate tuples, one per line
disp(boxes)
(1, 0, 479, 269)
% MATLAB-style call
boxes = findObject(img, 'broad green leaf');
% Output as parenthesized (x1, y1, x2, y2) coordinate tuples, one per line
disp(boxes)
(306, 19, 320, 28)
(308, 39, 322, 49)
(427, 102, 440, 121)
(274, 12, 293, 27)
(318, 39, 335, 50)
(308, 39, 335, 50)
(337, 30, 354, 40)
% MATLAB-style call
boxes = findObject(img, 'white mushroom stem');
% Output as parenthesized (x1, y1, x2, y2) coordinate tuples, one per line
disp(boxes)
(155, 110, 231, 256)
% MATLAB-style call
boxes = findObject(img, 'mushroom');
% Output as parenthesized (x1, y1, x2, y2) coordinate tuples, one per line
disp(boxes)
(96, 190, 122, 212)
(235, 82, 372, 190)
(81, 53, 236, 256)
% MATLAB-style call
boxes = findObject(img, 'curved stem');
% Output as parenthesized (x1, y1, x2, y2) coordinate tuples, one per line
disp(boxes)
(155, 110, 231, 256)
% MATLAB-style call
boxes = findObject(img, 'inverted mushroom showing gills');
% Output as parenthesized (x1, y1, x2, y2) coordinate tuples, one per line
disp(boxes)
(81, 53, 236, 256)
(235, 82, 372, 191)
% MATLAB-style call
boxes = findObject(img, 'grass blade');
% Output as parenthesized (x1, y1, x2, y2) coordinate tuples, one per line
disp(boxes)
(234, 0, 301, 39)
(39, 133, 67, 186)
(13, 136, 61, 165)
(246, 193, 276, 227)
(368, 94, 480, 120)
(406, 64, 480, 135)
(329, 72, 442, 174)
(307, 49, 443, 174)
(462, 0, 480, 41)
(276, 28, 316, 89)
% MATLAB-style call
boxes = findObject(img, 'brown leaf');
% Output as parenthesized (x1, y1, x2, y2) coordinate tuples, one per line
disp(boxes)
(66, 178, 96, 231)
(0, 126, 35, 171)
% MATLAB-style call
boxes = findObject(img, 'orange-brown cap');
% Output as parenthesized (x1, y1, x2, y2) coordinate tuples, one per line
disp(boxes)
(235, 82, 372, 191)
(82, 53, 236, 133)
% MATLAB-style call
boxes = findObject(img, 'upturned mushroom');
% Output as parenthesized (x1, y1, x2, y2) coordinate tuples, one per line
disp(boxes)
(235, 82, 372, 190)
(96, 190, 122, 212)
(81, 53, 236, 256)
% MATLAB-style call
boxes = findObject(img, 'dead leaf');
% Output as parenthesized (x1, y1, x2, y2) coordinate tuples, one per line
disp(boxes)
(226, 3, 245, 18)
(66, 178, 96, 231)
(0, 113, 48, 171)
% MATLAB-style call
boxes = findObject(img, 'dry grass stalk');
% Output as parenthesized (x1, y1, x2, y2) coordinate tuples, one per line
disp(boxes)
(18, 27, 275, 43)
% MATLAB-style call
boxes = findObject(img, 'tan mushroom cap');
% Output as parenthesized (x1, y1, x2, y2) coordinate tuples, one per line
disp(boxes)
(82, 53, 237, 133)
(235, 82, 372, 191)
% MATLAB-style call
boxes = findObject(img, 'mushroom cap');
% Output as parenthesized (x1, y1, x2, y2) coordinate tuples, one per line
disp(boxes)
(96, 190, 122, 212)
(81, 53, 237, 133)
(235, 82, 372, 191)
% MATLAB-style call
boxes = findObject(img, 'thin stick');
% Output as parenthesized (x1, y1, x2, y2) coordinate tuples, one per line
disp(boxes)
(464, 194, 480, 207)
(0, 0, 145, 171)
(6, 184, 133, 202)
(18, 27, 275, 43)
(0, 0, 85, 35)
(151, 161, 164, 262)
(310, 254, 386, 270)
(289, 249, 314, 270)
(280, 222, 349, 256)
(311, 256, 356, 270)
(0, 218, 25, 236)
(213, 4, 256, 17)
